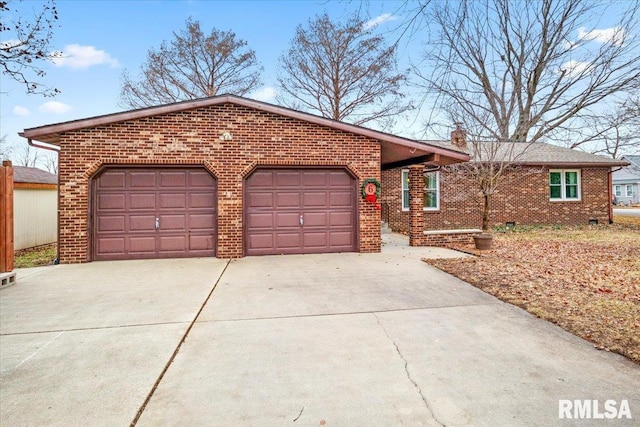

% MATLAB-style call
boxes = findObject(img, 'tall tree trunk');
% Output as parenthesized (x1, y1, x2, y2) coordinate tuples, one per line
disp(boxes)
(482, 193, 491, 232)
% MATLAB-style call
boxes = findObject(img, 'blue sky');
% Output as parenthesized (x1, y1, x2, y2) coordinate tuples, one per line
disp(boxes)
(1, 0, 635, 162)
(1, 0, 411, 154)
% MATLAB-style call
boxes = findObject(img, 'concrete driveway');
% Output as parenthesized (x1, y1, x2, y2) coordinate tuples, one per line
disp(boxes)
(1, 235, 638, 426)
(614, 207, 640, 217)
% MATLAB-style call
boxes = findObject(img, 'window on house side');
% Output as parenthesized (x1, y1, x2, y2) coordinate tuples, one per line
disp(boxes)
(549, 170, 581, 201)
(402, 169, 440, 210)
(614, 185, 622, 197)
(627, 185, 633, 197)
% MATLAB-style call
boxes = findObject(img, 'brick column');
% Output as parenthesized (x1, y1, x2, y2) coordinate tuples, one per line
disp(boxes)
(0, 160, 14, 272)
(409, 165, 424, 246)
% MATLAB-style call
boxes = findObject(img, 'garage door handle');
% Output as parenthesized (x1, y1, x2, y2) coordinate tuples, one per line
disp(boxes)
(299, 215, 304, 226)
(155, 217, 160, 230)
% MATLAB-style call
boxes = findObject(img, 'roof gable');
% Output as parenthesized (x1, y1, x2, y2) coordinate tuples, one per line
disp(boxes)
(19, 94, 470, 168)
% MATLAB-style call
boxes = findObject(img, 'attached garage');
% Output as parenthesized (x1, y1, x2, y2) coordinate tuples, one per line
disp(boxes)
(19, 94, 469, 263)
(92, 167, 216, 260)
(245, 168, 356, 255)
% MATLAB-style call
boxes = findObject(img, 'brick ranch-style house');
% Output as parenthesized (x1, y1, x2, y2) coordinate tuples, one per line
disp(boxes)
(19, 95, 469, 263)
(381, 132, 628, 246)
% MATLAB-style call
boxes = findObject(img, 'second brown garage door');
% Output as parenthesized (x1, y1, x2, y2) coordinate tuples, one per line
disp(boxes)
(93, 167, 216, 260)
(245, 168, 357, 255)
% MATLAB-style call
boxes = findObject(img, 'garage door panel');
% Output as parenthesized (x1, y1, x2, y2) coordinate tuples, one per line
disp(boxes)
(97, 171, 126, 189)
(330, 211, 353, 227)
(189, 193, 216, 209)
(130, 172, 156, 188)
(130, 193, 156, 210)
(247, 192, 273, 209)
(275, 171, 301, 187)
(248, 233, 275, 251)
(303, 232, 327, 248)
(303, 192, 327, 207)
(129, 236, 156, 253)
(97, 216, 125, 233)
(275, 192, 300, 208)
(304, 212, 328, 227)
(129, 215, 156, 232)
(97, 237, 125, 256)
(302, 171, 328, 186)
(158, 235, 187, 252)
(246, 170, 274, 189)
(247, 212, 274, 229)
(94, 167, 216, 260)
(330, 231, 354, 246)
(189, 213, 215, 230)
(276, 212, 300, 227)
(159, 214, 186, 230)
(276, 233, 302, 249)
(246, 168, 356, 255)
(190, 235, 215, 251)
(160, 193, 186, 209)
(330, 191, 353, 207)
(97, 194, 125, 211)
(159, 171, 187, 188)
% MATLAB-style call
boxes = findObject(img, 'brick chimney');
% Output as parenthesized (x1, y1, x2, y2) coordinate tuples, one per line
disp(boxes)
(450, 123, 466, 149)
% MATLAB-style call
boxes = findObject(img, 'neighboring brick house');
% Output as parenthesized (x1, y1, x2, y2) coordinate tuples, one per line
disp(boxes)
(19, 95, 468, 263)
(381, 137, 628, 246)
(612, 155, 640, 205)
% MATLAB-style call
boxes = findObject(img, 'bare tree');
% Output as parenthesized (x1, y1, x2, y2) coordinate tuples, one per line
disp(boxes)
(0, 0, 60, 96)
(120, 18, 262, 109)
(42, 150, 58, 174)
(277, 13, 412, 128)
(416, 0, 640, 144)
(14, 142, 41, 167)
(0, 135, 13, 161)
(566, 97, 640, 158)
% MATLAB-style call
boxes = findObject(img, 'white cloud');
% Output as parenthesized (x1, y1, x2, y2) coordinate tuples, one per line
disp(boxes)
(363, 13, 398, 30)
(578, 26, 624, 46)
(51, 44, 119, 69)
(13, 106, 30, 117)
(250, 86, 277, 103)
(39, 101, 72, 114)
(560, 60, 593, 77)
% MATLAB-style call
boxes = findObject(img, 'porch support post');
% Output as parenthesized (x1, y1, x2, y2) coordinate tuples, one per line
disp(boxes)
(409, 164, 424, 247)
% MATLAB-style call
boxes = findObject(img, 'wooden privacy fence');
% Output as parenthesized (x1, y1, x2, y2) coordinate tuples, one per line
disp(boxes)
(1, 160, 14, 272)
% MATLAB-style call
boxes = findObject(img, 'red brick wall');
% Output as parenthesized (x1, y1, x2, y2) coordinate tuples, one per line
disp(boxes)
(57, 103, 381, 263)
(382, 166, 610, 233)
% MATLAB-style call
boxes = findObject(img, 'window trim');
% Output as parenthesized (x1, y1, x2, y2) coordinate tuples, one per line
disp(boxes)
(626, 185, 633, 197)
(614, 185, 622, 197)
(549, 169, 581, 201)
(401, 169, 440, 211)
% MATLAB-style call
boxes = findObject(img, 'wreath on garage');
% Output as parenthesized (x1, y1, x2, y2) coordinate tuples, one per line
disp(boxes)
(361, 178, 382, 211)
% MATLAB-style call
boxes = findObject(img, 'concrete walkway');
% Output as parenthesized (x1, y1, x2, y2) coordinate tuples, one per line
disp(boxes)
(1, 235, 638, 426)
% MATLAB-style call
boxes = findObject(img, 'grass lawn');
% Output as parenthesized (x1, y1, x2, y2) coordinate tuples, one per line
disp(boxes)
(424, 217, 640, 364)
(14, 244, 57, 268)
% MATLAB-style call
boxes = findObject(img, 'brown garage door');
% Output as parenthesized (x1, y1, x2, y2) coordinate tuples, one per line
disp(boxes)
(93, 167, 216, 260)
(245, 168, 357, 255)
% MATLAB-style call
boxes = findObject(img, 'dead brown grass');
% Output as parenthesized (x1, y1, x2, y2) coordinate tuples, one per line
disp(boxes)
(424, 222, 640, 364)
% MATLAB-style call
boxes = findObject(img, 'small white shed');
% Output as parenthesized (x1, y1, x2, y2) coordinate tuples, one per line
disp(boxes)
(13, 166, 58, 250)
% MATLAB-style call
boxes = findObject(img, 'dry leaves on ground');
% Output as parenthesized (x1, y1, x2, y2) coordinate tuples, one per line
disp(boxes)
(424, 224, 640, 364)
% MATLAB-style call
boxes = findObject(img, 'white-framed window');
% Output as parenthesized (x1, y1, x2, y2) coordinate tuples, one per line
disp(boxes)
(402, 169, 440, 211)
(549, 169, 581, 201)
(627, 185, 633, 197)
(614, 185, 622, 197)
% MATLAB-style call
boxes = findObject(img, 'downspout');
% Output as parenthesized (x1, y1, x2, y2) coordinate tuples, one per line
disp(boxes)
(608, 166, 624, 224)
(26, 138, 61, 263)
